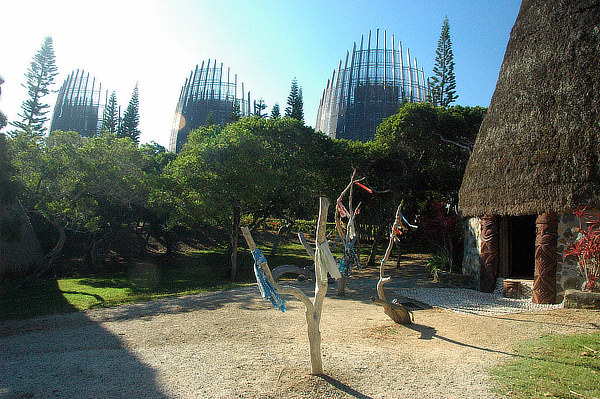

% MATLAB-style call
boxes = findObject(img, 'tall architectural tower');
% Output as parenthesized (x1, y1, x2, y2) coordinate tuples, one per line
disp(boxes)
(316, 29, 430, 142)
(169, 60, 253, 152)
(50, 69, 108, 137)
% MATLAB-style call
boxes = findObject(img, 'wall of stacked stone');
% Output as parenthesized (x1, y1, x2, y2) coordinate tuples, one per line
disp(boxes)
(556, 210, 598, 302)
(462, 217, 482, 290)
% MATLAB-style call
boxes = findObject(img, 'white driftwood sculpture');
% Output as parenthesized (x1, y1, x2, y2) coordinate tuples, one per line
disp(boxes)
(371, 204, 413, 325)
(241, 197, 331, 375)
(334, 168, 366, 296)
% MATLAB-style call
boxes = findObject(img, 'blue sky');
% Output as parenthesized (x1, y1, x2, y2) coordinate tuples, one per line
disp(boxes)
(1, 0, 522, 147)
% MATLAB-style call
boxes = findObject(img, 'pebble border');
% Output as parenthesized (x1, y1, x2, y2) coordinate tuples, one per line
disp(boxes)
(398, 278, 564, 316)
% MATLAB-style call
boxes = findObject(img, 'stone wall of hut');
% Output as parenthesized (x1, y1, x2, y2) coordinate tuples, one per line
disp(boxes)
(462, 213, 591, 303)
(462, 217, 482, 290)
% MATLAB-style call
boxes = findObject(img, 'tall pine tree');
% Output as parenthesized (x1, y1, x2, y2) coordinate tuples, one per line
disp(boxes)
(118, 83, 140, 142)
(270, 103, 281, 119)
(12, 36, 58, 135)
(229, 100, 241, 122)
(429, 17, 457, 107)
(102, 91, 119, 134)
(285, 78, 304, 122)
(254, 99, 267, 117)
(0, 75, 6, 131)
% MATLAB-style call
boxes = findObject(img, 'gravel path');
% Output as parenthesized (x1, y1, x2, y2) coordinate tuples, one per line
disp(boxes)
(2, 265, 599, 398)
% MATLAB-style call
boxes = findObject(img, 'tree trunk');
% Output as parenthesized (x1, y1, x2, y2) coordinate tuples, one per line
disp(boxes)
(309, 197, 330, 375)
(240, 197, 330, 376)
(270, 221, 292, 257)
(337, 276, 347, 296)
(395, 241, 402, 269)
(91, 228, 114, 270)
(229, 202, 242, 280)
(0, 200, 42, 279)
(367, 224, 386, 267)
(15, 216, 65, 289)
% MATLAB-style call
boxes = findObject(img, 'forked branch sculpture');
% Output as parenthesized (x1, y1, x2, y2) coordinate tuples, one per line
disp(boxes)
(371, 204, 413, 325)
(241, 197, 337, 375)
(334, 168, 368, 296)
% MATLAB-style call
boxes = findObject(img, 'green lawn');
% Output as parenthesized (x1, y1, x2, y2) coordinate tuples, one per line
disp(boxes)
(491, 332, 600, 398)
(0, 239, 316, 321)
(0, 234, 393, 321)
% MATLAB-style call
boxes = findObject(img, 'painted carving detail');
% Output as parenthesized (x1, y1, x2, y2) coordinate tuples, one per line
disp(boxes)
(480, 215, 499, 293)
(533, 213, 558, 304)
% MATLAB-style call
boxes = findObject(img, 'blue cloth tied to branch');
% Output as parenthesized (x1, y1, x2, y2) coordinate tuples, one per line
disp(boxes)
(251, 249, 286, 312)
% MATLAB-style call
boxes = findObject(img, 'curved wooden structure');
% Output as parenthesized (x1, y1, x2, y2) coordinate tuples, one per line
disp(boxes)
(271, 264, 315, 282)
(169, 60, 254, 152)
(371, 204, 413, 325)
(241, 197, 331, 375)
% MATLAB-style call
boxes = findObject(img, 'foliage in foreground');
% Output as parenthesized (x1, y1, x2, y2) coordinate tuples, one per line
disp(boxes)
(491, 332, 600, 398)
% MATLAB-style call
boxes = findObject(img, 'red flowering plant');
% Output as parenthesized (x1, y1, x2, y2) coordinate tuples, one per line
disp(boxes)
(564, 207, 600, 292)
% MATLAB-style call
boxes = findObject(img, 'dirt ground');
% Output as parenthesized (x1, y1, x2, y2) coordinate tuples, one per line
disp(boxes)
(1, 255, 600, 399)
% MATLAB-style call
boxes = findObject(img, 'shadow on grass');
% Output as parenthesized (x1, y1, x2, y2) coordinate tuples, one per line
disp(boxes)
(402, 323, 600, 373)
(61, 290, 105, 304)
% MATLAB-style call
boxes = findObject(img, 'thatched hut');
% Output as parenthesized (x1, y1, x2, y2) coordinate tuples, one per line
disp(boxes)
(458, 0, 600, 303)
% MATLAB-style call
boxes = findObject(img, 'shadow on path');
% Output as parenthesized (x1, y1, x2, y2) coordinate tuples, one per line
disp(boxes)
(317, 375, 374, 399)
(0, 280, 173, 399)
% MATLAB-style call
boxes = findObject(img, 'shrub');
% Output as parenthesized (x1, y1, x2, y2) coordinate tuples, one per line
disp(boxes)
(565, 207, 600, 292)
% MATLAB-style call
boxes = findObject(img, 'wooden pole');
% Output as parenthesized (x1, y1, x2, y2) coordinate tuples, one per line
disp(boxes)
(480, 215, 499, 293)
(335, 169, 362, 296)
(308, 196, 330, 374)
(533, 213, 557, 304)
(240, 197, 330, 375)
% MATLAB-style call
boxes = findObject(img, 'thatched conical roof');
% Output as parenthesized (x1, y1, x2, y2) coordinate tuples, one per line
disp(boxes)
(459, 0, 600, 217)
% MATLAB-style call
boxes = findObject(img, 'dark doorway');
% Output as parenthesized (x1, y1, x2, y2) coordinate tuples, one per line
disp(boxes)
(509, 215, 536, 278)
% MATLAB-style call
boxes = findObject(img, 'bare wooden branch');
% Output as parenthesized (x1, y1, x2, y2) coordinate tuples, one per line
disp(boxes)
(307, 196, 330, 375)
(240, 197, 331, 375)
(335, 168, 365, 296)
(297, 232, 315, 261)
(241, 227, 313, 310)
(371, 204, 413, 325)
(432, 132, 473, 154)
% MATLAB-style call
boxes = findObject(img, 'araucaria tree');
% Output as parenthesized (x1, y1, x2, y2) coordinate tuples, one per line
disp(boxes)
(118, 83, 140, 142)
(102, 91, 119, 134)
(12, 36, 58, 135)
(254, 99, 267, 118)
(270, 103, 280, 119)
(285, 78, 304, 122)
(429, 17, 457, 107)
(229, 100, 241, 122)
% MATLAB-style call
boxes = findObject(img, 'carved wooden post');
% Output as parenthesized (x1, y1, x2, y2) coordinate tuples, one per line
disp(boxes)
(533, 213, 557, 304)
(480, 215, 499, 293)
